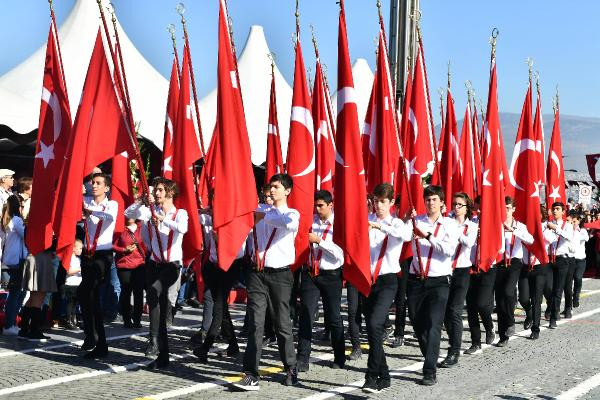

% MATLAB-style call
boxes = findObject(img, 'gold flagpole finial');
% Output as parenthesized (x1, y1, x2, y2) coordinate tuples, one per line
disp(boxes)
(48, 0, 54, 13)
(176, 3, 186, 30)
(526, 57, 533, 83)
(465, 80, 473, 100)
(167, 23, 176, 43)
(534, 70, 541, 94)
(489, 28, 499, 61)
(554, 85, 560, 112)
(376, 0, 383, 21)
(310, 24, 319, 58)
(410, 9, 422, 40)
(267, 52, 276, 76)
(107, 2, 117, 29)
(437, 87, 445, 108)
(447, 60, 451, 88)
(295, 0, 300, 34)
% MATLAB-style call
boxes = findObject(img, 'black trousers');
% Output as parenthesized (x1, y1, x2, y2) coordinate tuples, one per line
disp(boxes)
(550, 256, 570, 321)
(466, 267, 497, 346)
(198, 260, 241, 353)
(78, 250, 113, 347)
(543, 266, 553, 308)
(524, 265, 546, 332)
(346, 282, 365, 348)
(563, 257, 577, 310)
(444, 268, 470, 354)
(243, 266, 296, 378)
(394, 261, 410, 337)
(117, 265, 145, 325)
(146, 261, 181, 359)
(494, 259, 523, 340)
(518, 265, 530, 312)
(365, 273, 398, 379)
(407, 274, 450, 376)
(573, 259, 587, 301)
(297, 267, 345, 366)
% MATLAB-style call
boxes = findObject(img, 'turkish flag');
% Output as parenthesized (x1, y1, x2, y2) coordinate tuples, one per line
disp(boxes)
(458, 101, 475, 199)
(313, 60, 336, 192)
(26, 24, 72, 256)
(334, 0, 371, 296)
(586, 154, 600, 186)
(366, 31, 399, 193)
(172, 44, 203, 264)
(211, 0, 257, 270)
(361, 74, 377, 178)
(53, 30, 132, 263)
(507, 83, 548, 265)
(533, 90, 546, 185)
(478, 60, 506, 271)
(471, 102, 483, 197)
(431, 99, 445, 186)
(435, 87, 460, 210)
(162, 58, 180, 180)
(110, 151, 133, 234)
(286, 34, 315, 270)
(264, 72, 284, 184)
(546, 103, 566, 209)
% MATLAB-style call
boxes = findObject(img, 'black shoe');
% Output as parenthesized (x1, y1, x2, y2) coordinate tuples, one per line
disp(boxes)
(573, 296, 580, 308)
(145, 338, 159, 357)
(421, 373, 437, 386)
(81, 338, 96, 351)
(193, 347, 208, 363)
(496, 339, 509, 347)
(319, 329, 331, 343)
(464, 344, 481, 355)
(232, 374, 260, 391)
(27, 330, 50, 342)
(186, 298, 201, 309)
(383, 325, 394, 340)
(362, 376, 379, 393)
(190, 330, 205, 346)
(544, 309, 550, 321)
(524, 316, 533, 330)
(331, 362, 344, 369)
(485, 330, 496, 345)
(284, 367, 299, 386)
(564, 309, 573, 319)
(297, 360, 309, 372)
(145, 356, 169, 370)
(174, 303, 183, 311)
(132, 321, 142, 329)
(549, 320, 557, 329)
(389, 335, 404, 348)
(262, 336, 277, 347)
(505, 325, 515, 337)
(377, 377, 391, 391)
(84, 345, 108, 359)
(528, 331, 540, 340)
(226, 343, 240, 357)
(438, 353, 459, 368)
(348, 347, 362, 361)
(123, 320, 133, 329)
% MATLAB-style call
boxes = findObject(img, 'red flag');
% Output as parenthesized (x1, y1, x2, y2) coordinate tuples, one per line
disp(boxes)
(286, 33, 315, 270)
(458, 101, 475, 199)
(533, 89, 546, 185)
(53, 30, 132, 263)
(478, 60, 507, 271)
(162, 58, 179, 179)
(471, 102, 483, 197)
(334, 0, 371, 296)
(361, 73, 377, 177)
(211, 0, 257, 270)
(507, 82, 548, 264)
(396, 41, 434, 216)
(435, 87, 460, 210)
(431, 97, 445, 186)
(546, 103, 566, 209)
(366, 32, 399, 193)
(172, 44, 203, 264)
(264, 72, 284, 184)
(26, 24, 72, 256)
(313, 61, 336, 191)
(586, 154, 600, 185)
(110, 151, 133, 234)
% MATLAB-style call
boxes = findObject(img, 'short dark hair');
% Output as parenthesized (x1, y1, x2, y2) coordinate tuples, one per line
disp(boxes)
(16, 177, 32, 193)
(423, 185, 444, 202)
(373, 183, 394, 201)
(568, 210, 580, 219)
(153, 176, 179, 199)
(92, 172, 111, 188)
(551, 202, 566, 211)
(262, 183, 271, 194)
(453, 192, 474, 218)
(314, 190, 333, 204)
(270, 173, 293, 190)
(505, 196, 515, 207)
(540, 204, 548, 222)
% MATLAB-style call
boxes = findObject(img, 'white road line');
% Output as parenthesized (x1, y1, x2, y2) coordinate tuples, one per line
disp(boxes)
(555, 371, 600, 400)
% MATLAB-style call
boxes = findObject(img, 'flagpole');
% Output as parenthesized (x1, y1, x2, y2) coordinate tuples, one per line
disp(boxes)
(176, 3, 207, 160)
(48, 0, 69, 103)
(167, 24, 181, 79)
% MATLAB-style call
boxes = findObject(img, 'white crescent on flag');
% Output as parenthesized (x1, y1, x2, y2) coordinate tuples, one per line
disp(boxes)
(508, 138, 537, 191)
(291, 106, 315, 177)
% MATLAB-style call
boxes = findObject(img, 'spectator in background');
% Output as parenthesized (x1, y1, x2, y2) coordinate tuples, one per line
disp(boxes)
(16, 177, 32, 222)
(63, 239, 84, 330)
(0, 169, 15, 211)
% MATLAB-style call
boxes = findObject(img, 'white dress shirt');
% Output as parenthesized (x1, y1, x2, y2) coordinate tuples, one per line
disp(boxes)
(452, 218, 478, 269)
(310, 214, 344, 271)
(65, 254, 83, 286)
(83, 196, 118, 252)
(249, 203, 299, 269)
(199, 213, 245, 263)
(125, 202, 189, 263)
(0, 187, 11, 212)
(522, 222, 555, 266)
(503, 220, 534, 261)
(546, 219, 574, 258)
(369, 213, 412, 277)
(0, 216, 27, 267)
(572, 227, 590, 260)
(410, 214, 459, 277)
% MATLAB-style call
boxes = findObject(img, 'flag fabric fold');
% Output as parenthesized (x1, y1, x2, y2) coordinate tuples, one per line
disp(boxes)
(313, 60, 336, 192)
(264, 71, 284, 184)
(458, 101, 475, 199)
(546, 104, 566, 209)
(162, 58, 180, 179)
(435, 87, 460, 210)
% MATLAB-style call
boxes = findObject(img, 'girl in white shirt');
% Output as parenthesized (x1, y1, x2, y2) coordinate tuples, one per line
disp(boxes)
(570, 213, 589, 308)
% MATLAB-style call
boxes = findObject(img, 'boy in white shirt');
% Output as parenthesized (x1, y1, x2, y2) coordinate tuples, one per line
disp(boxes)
(565, 212, 589, 314)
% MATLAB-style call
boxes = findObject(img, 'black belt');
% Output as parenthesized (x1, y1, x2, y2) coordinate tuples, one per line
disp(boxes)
(262, 266, 291, 274)
(555, 255, 568, 260)
(408, 274, 450, 281)
(315, 268, 341, 276)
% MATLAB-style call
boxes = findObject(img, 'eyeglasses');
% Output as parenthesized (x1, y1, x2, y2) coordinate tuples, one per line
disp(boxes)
(452, 203, 466, 208)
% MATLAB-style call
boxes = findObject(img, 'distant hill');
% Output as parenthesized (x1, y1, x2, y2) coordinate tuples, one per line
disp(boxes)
(436, 112, 600, 177)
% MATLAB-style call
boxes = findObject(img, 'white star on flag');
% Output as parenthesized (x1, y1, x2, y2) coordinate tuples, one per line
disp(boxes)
(35, 141, 55, 168)
(531, 180, 543, 198)
(482, 169, 492, 186)
(163, 156, 173, 173)
(548, 185, 562, 200)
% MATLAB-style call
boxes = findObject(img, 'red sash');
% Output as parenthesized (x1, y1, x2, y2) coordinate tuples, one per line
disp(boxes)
(451, 224, 469, 270)
(311, 223, 332, 276)
(418, 222, 442, 279)
(147, 209, 179, 263)
(504, 223, 517, 266)
(255, 228, 277, 271)
(549, 220, 567, 263)
(84, 204, 106, 255)
(372, 235, 389, 284)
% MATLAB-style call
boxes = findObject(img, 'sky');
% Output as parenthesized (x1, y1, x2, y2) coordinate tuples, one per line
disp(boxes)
(0, 0, 599, 125)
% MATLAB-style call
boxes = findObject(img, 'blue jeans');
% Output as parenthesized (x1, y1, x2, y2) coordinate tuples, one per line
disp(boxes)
(3, 268, 26, 329)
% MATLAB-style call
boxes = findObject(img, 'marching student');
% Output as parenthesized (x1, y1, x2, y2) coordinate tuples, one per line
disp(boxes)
(125, 177, 188, 369)
(233, 173, 300, 391)
(297, 190, 345, 372)
(571, 213, 589, 308)
(546, 202, 574, 329)
(407, 185, 458, 386)
(494, 197, 533, 347)
(562, 211, 581, 318)
(361, 183, 412, 393)
(78, 173, 118, 358)
(439, 192, 477, 368)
